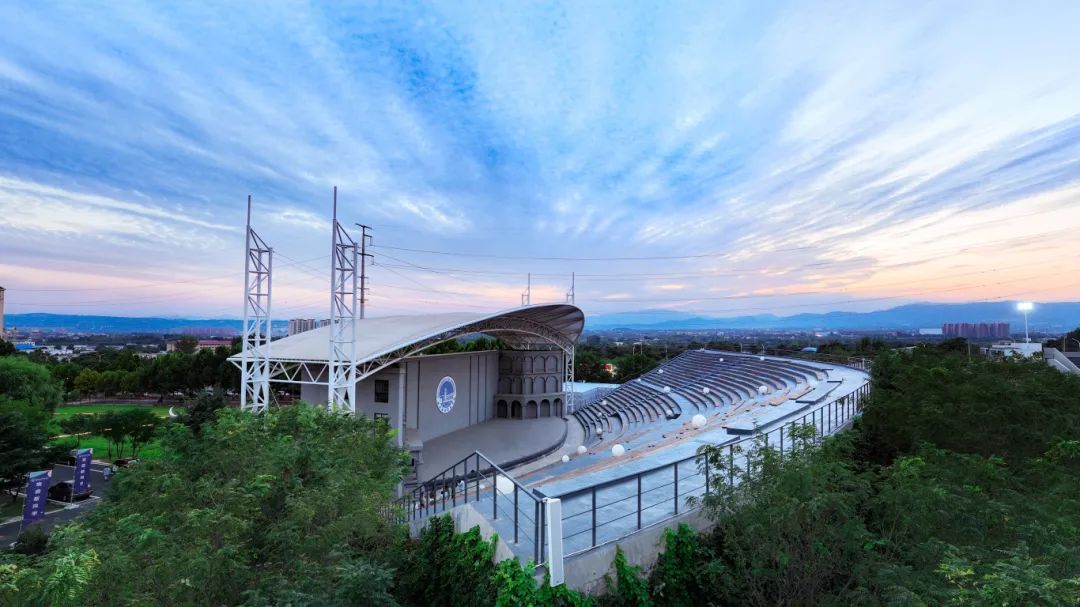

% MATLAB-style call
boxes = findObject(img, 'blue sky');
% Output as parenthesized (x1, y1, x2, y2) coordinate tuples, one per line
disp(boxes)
(1, 1, 1079, 319)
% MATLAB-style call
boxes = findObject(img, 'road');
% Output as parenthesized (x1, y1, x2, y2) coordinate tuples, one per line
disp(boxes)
(0, 462, 114, 546)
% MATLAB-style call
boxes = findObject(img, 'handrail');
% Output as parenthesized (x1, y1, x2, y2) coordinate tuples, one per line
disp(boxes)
(553, 380, 871, 557)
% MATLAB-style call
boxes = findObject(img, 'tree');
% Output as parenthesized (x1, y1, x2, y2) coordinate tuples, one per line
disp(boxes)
(181, 389, 227, 435)
(72, 369, 100, 399)
(0, 357, 63, 412)
(574, 348, 609, 382)
(13, 405, 407, 605)
(0, 410, 49, 502)
(0, 339, 15, 357)
(57, 414, 95, 449)
(174, 336, 199, 354)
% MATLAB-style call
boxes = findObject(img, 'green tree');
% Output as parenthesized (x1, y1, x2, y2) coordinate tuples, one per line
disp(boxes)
(0, 410, 49, 502)
(72, 369, 100, 400)
(0, 357, 63, 411)
(173, 336, 199, 354)
(13, 404, 407, 605)
(181, 389, 227, 435)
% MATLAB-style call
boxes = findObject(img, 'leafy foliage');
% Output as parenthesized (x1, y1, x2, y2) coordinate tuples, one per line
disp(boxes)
(681, 344, 1080, 606)
(0, 357, 62, 412)
(2, 404, 408, 606)
(0, 410, 50, 501)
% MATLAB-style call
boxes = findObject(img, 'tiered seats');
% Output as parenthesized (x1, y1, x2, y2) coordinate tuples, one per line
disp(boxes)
(571, 350, 826, 445)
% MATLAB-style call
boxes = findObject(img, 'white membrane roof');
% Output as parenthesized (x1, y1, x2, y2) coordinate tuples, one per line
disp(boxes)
(234, 304, 584, 364)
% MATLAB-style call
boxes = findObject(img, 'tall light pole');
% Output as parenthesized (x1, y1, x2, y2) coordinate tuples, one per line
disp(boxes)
(1017, 302, 1034, 343)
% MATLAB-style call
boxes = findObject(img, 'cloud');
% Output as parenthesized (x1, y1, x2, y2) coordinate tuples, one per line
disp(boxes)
(1, 2, 1079, 317)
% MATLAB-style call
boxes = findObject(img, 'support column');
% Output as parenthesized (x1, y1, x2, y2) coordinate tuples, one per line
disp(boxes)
(241, 195, 273, 414)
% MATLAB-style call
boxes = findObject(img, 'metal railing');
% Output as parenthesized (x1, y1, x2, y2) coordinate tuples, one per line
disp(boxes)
(392, 450, 549, 564)
(553, 382, 871, 556)
(568, 386, 615, 412)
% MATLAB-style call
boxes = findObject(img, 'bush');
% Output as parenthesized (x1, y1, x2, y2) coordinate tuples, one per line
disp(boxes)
(13, 526, 49, 556)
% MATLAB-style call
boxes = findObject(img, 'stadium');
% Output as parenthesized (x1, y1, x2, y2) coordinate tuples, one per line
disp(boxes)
(232, 200, 872, 588)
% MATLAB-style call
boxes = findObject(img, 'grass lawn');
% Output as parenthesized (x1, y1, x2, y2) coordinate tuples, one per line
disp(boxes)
(50, 404, 177, 462)
(0, 496, 65, 521)
(52, 435, 165, 462)
(53, 404, 175, 420)
(50, 404, 180, 434)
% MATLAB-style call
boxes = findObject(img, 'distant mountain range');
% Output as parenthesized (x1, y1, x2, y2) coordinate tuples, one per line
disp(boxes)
(585, 302, 1080, 332)
(5, 301, 1079, 334)
(4, 313, 286, 335)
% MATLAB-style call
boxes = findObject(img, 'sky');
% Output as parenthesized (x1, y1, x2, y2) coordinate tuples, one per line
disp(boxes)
(1, 1, 1079, 320)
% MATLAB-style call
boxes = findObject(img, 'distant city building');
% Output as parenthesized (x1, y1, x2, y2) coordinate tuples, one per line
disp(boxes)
(288, 318, 330, 336)
(918, 328, 943, 336)
(181, 326, 239, 337)
(942, 322, 1010, 339)
(166, 339, 233, 353)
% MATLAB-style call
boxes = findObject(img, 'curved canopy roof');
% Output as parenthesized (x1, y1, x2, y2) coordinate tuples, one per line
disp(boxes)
(240, 304, 584, 365)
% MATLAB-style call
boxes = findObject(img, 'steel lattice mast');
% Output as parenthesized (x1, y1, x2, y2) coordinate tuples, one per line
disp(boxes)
(564, 272, 575, 413)
(240, 195, 273, 413)
(328, 187, 359, 413)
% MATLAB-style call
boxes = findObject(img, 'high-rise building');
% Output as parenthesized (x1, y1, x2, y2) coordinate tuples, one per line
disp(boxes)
(942, 322, 1010, 339)
(287, 318, 329, 336)
(0, 285, 5, 339)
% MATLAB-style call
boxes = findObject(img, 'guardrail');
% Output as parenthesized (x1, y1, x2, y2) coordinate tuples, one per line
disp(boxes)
(553, 381, 871, 556)
(392, 450, 549, 564)
(568, 386, 615, 412)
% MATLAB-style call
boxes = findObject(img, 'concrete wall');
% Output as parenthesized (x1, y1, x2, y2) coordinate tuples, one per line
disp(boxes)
(558, 509, 714, 595)
(403, 350, 500, 443)
(300, 351, 500, 444)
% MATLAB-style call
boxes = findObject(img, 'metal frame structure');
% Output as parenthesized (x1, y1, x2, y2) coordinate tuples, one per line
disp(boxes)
(564, 272, 576, 411)
(260, 310, 580, 388)
(521, 272, 531, 306)
(328, 187, 359, 413)
(240, 195, 273, 413)
(357, 223, 373, 319)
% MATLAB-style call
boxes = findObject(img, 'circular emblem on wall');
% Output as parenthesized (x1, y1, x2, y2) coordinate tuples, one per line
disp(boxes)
(436, 376, 457, 414)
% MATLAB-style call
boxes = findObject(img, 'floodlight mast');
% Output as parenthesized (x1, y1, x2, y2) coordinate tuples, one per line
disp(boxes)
(1017, 301, 1034, 343)
(564, 273, 575, 411)
(356, 223, 374, 319)
(240, 195, 273, 413)
(521, 273, 532, 306)
(328, 187, 359, 414)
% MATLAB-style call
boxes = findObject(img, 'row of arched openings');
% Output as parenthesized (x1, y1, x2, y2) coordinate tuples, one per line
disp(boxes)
(496, 398, 563, 419)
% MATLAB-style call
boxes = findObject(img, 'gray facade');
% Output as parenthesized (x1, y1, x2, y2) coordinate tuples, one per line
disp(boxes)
(495, 350, 566, 419)
(299, 349, 503, 446)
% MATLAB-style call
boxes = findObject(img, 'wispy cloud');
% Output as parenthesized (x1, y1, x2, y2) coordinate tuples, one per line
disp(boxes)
(1, 1, 1078, 317)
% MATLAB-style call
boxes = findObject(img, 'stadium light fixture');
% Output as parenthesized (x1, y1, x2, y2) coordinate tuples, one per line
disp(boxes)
(1017, 302, 1034, 343)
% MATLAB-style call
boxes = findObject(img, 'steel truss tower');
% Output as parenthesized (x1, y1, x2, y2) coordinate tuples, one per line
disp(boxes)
(241, 195, 273, 413)
(328, 187, 359, 413)
(521, 272, 532, 306)
(564, 272, 575, 412)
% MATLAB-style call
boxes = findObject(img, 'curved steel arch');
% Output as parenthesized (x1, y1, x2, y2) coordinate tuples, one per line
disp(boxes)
(354, 315, 575, 381)
(256, 309, 580, 386)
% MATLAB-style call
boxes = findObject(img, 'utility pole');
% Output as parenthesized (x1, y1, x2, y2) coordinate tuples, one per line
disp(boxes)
(356, 223, 373, 319)
(521, 273, 531, 306)
(565, 272, 575, 305)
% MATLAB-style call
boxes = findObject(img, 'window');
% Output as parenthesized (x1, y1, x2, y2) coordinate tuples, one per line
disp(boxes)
(373, 412, 389, 422)
(374, 379, 390, 403)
